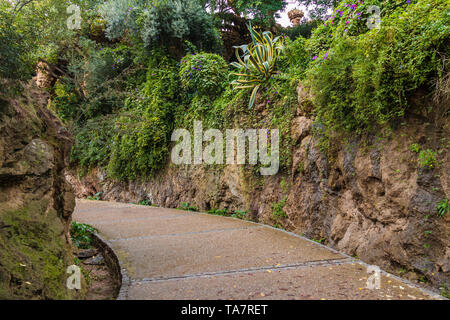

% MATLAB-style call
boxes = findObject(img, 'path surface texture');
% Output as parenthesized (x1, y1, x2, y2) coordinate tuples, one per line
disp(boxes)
(74, 200, 443, 300)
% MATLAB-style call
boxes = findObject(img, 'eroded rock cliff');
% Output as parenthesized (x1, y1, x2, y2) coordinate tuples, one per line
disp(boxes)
(0, 82, 78, 299)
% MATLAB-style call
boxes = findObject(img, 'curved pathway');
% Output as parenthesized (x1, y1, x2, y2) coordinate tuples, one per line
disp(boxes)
(74, 200, 442, 300)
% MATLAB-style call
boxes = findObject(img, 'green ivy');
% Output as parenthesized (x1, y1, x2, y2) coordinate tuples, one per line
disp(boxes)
(179, 52, 229, 97)
(306, 0, 449, 134)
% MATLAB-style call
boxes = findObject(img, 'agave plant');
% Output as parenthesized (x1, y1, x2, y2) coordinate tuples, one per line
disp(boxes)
(231, 24, 285, 108)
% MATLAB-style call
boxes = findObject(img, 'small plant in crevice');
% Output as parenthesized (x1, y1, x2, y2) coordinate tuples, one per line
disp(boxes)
(436, 198, 449, 218)
(312, 237, 326, 244)
(231, 210, 247, 220)
(71, 222, 98, 249)
(138, 199, 152, 206)
(409, 143, 421, 153)
(207, 208, 229, 216)
(179, 202, 198, 212)
(87, 192, 102, 201)
(398, 268, 407, 277)
(272, 196, 288, 220)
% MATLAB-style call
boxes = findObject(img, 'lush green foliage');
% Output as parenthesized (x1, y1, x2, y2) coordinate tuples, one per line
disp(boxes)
(272, 196, 288, 220)
(418, 149, 438, 168)
(0, 10, 27, 78)
(87, 192, 102, 201)
(180, 53, 229, 97)
(279, 36, 311, 82)
(107, 53, 181, 180)
(179, 202, 199, 211)
(231, 25, 285, 108)
(101, 0, 222, 57)
(202, 0, 288, 28)
(296, 0, 339, 19)
(71, 116, 117, 170)
(6, 0, 448, 184)
(141, 0, 222, 56)
(284, 20, 319, 40)
(71, 222, 98, 249)
(306, 0, 449, 133)
(99, 0, 143, 40)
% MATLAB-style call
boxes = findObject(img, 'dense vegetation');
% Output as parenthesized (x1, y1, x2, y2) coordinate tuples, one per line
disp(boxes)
(1, 0, 448, 181)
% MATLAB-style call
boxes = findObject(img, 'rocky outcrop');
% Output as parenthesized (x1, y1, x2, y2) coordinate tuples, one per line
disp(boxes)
(0, 81, 79, 299)
(67, 85, 449, 292)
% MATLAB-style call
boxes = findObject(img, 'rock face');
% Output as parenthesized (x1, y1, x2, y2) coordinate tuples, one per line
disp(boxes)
(68, 85, 449, 291)
(0, 82, 78, 299)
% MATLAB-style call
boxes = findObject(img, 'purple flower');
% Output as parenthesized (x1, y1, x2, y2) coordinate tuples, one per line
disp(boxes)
(324, 52, 329, 60)
(312, 55, 318, 60)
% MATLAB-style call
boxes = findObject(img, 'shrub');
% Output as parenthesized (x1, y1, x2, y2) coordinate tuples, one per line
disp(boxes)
(51, 95, 82, 123)
(99, 0, 142, 41)
(306, 0, 449, 133)
(284, 20, 319, 40)
(107, 52, 181, 180)
(71, 115, 117, 170)
(71, 222, 98, 249)
(307, 0, 411, 56)
(53, 43, 135, 123)
(179, 53, 228, 97)
(418, 149, 437, 168)
(279, 36, 311, 81)
(84, 45, 134, 92)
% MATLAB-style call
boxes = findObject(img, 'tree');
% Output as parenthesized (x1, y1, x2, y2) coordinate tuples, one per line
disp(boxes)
(199, 0, 290, 60)
(139, 0, 222, 57)
(0, 8, 27, 79)
(99, 0, 222, 58)
(296, 0, 339, 19)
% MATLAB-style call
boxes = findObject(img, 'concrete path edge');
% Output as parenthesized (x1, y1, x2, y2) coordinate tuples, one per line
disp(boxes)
(89, 232, 131, 300)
